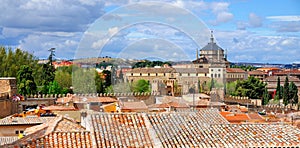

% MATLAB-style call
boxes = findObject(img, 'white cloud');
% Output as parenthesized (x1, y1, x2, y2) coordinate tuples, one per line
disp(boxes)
(172, 0, 185, 8)
(210, 2, 230, 14)
(249, 13, 262, 27)
(216, 12, 233, 24)
(214, 30, 300, 63)
(267, 15, 300, 21)
(92, 39, 109, 49)
(108, 27, 119, 36)
(236, 13, 262, 30)
(270, 21, 300, 32)
(207, 2, 233, 25)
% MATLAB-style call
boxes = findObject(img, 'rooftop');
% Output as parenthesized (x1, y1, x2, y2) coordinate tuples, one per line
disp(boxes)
(5, 109, 300, 147)
(226, 68, 246, 73)
(0, 116, 55, 126)
(56, 96, 117, 104)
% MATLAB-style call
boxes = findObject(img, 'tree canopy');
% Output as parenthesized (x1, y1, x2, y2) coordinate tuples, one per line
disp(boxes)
(230, 76, 266, 99)
(0, 47, 41, 79)
(131, 79, 151, 93)
(17, 65, 37, 95)
(132, 60, 171, 68)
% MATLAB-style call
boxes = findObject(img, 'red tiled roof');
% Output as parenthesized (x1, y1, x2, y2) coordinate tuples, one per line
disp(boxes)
(5, 109, 300, 147)
(0, 137, 18, 146)
(248, 113, 264, 120)
(148, 101, 189, 109)
(8, 116, 90, 147)
(42, 105, 78, 111)
(220, 111, 250, 122)
(120, 101, 148, 110)
(0, 116, 55, 125)
(248, 70, 267, 75)
(274, 70, 300, 75)
(56, 96, 117, 104)
(257, 67, 280, 71)
(91, 113, 154, 147)
(226, 68, 246, 73)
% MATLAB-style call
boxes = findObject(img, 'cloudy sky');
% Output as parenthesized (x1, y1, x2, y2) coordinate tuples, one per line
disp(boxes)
(0, 0, 299, 64)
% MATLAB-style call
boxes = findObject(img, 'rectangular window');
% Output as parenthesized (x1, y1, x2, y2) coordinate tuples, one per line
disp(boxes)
(211, 74, 213, 78)
(15, 131, 19, 134)
(218, 74, 221, 78)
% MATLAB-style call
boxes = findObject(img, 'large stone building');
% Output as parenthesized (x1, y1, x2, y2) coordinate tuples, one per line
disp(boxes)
(124, 31, 231, 95)
(125, 67, 210, 95)
(193, 31, 229, 84)
(193, 31, 230, 69)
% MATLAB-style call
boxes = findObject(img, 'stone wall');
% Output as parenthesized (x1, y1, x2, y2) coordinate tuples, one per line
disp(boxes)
(0, 100, 18, 118)
(0, 78, 17, 98)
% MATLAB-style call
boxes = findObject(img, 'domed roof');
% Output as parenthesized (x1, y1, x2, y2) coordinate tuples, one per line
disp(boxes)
(201, 31, 224, 51)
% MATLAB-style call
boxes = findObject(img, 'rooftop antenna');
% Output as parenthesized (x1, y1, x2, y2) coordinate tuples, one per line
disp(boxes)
(210, 30, 214, 43)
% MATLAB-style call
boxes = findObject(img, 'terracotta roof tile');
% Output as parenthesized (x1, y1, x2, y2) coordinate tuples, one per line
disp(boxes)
(220, 111, 250, 122)
(226, 68, 246, 73)
(5, 109, 300, 147)
(8, 116, 89, 147)
(248, 70, 267, 75)
(42, 105, 78, 111)
(91, 113, 154, 147)
(56, 96, 117, 104)
(120, 101, 148, 110)
(0, 116, 56, 125)
(0, 137, 18, 146)
(248, 113, 264, 120)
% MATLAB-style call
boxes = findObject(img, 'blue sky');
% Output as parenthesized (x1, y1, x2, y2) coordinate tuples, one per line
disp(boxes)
(0, 0, 299, 64)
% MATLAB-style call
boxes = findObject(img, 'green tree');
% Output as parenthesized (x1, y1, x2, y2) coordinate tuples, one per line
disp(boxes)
(226, 81, 237, 96)
(234, 76, 266, 99)
(289, 81, 298, 105)
(275, 77, 281, 100)
(262, 88, 270, 105)
(105, 85, 114, 93)
(55, 70, 72, 89)
(17, 65, 37, 95)
(0, 47, 40, 79)
(132, 79, 150, 93)
(210, 78, 214, 91)
(283, 76, 289, 106)
(72, 68, 97, 93)
(47, 81, 62, 94)
(95, 71, 104, 93)
(102, 70, 111, 88)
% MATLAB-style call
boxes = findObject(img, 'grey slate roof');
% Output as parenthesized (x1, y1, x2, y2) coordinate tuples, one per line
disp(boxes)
(201, 42, 224, 51)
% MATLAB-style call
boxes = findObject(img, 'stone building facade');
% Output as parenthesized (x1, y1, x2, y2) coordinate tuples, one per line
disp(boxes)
(125, 67, 210, 95)
(0, 77, 17, 99)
